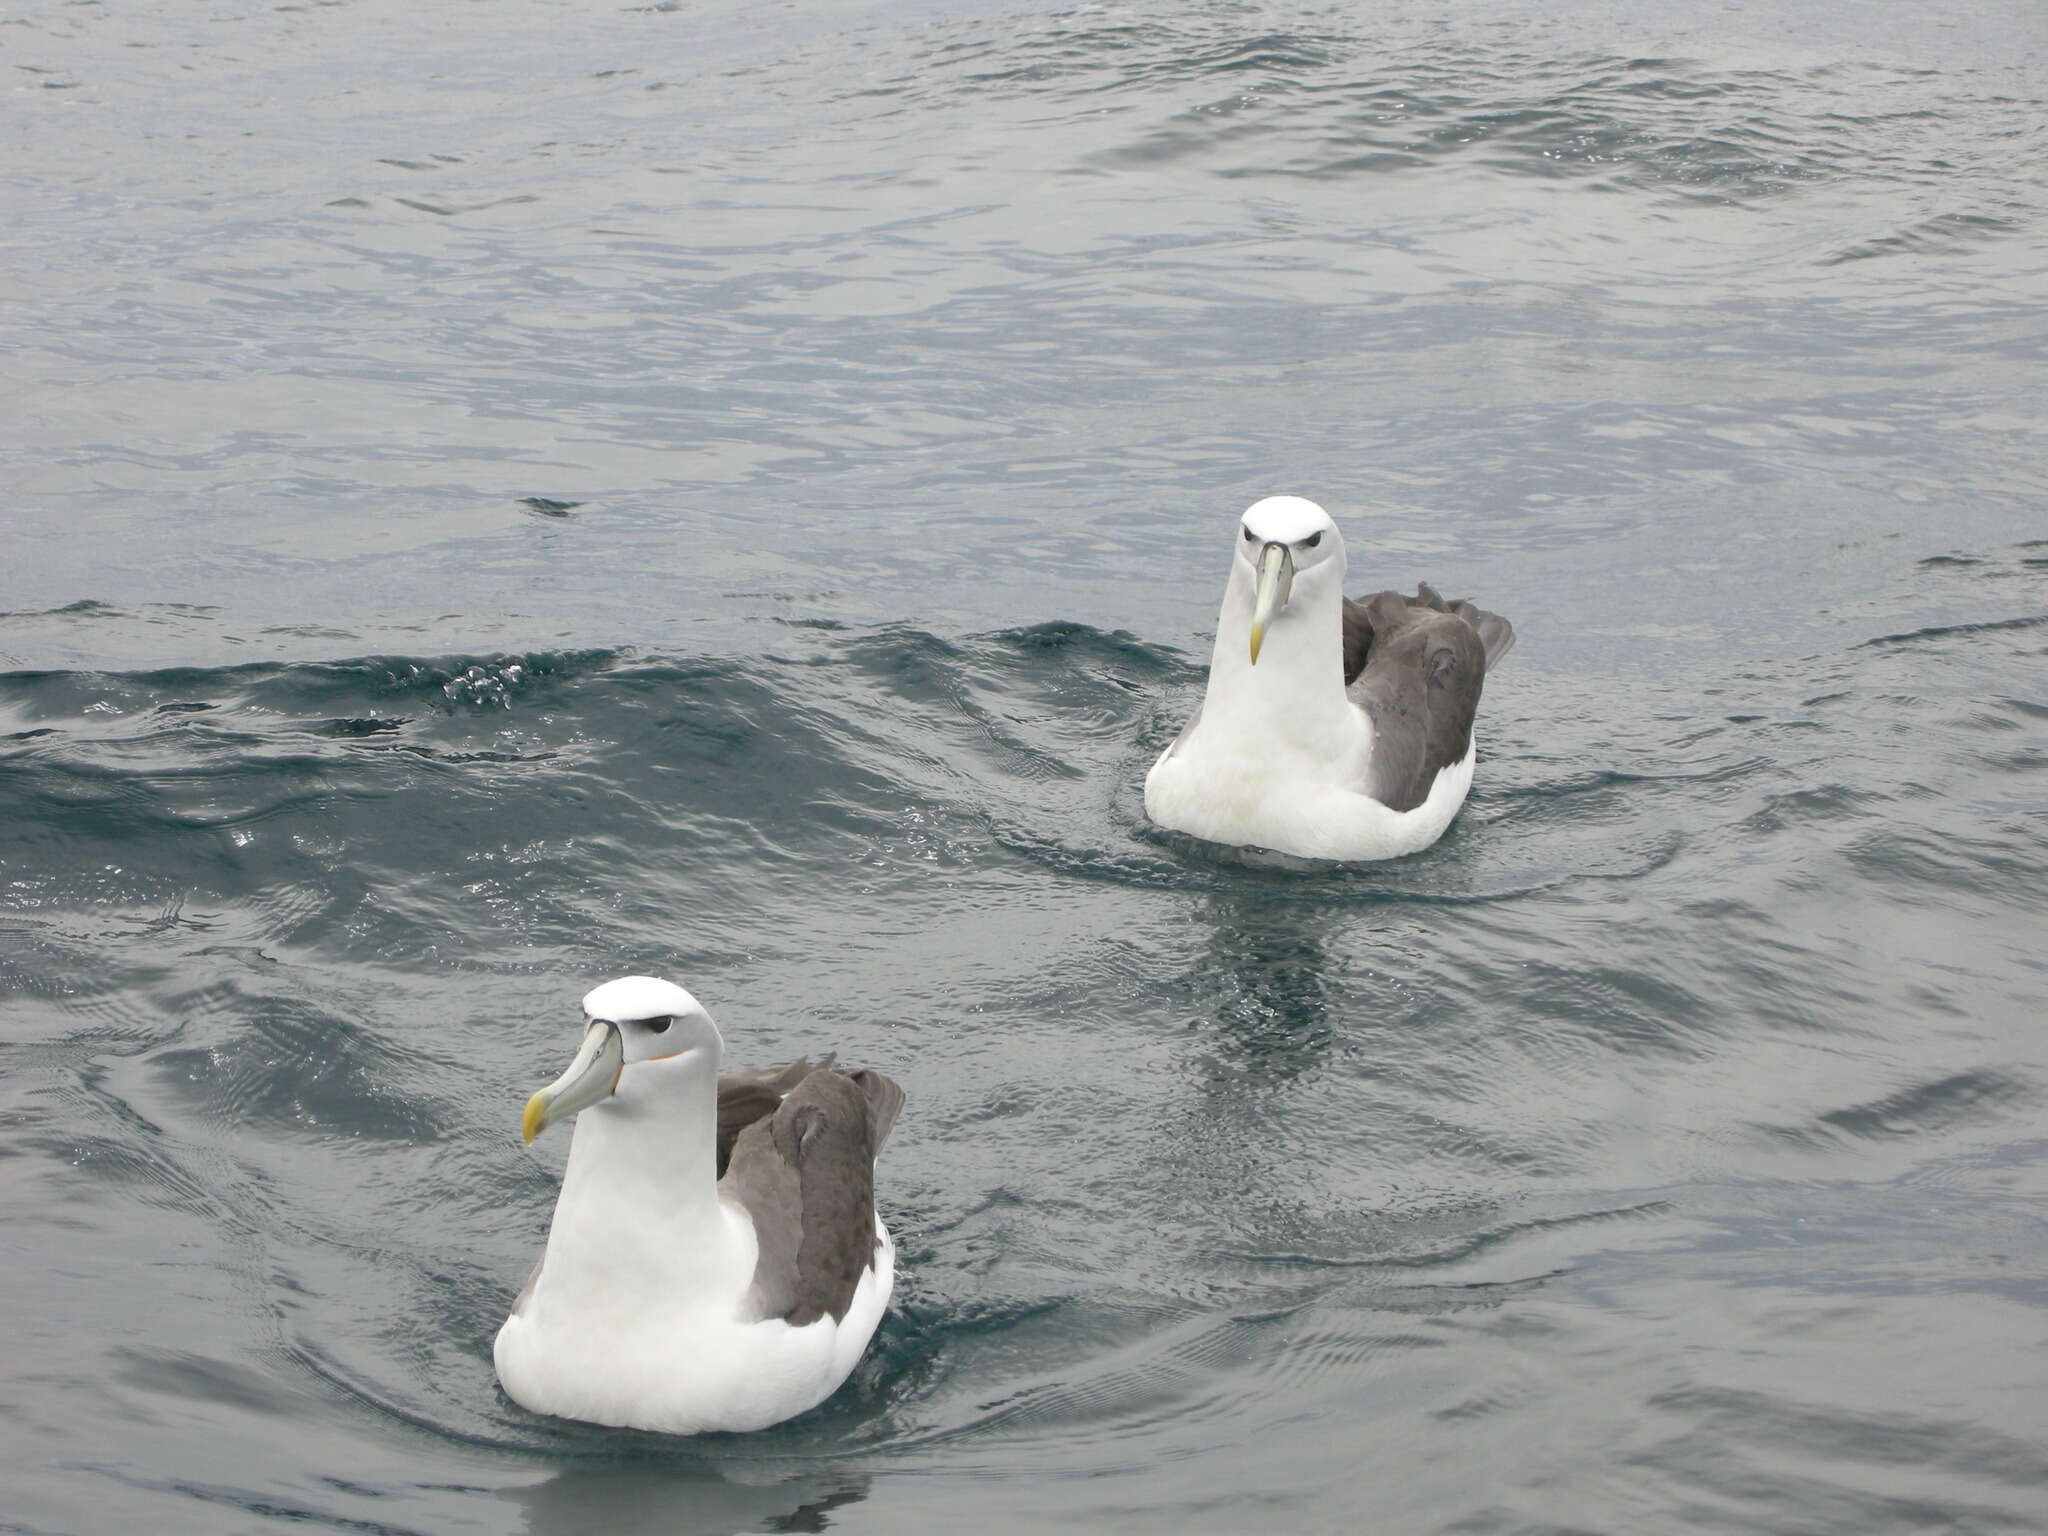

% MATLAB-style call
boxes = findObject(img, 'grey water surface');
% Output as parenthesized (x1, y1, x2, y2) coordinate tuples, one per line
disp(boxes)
(4, 0, 2047, 1532)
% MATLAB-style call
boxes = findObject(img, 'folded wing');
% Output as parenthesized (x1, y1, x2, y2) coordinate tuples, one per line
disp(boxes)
(1343, 583, 1516, 812)
(718, 1063, 905, 1326)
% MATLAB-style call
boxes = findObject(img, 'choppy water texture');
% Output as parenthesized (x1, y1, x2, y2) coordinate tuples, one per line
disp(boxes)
(5, 0, 2047, 1532)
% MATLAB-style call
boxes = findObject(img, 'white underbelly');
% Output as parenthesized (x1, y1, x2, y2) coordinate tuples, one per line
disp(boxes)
(1145, 738, 1476, 862)
(494, 1220, 894, 1435)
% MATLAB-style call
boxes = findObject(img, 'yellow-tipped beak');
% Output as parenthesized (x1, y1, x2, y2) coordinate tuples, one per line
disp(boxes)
(519, 1018, 624, 1146)
(521, 1091, 551, 1146)
(1249, 541, 1294, 665)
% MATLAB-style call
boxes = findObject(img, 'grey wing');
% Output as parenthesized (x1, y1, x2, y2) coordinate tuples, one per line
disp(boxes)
(1347, 584, 1508, 812)
(1346, 583, 1513, 685)
(1342, 597, 1376, 686)
(1441, 586, 1516, 674)
(720, 1067, 905, 1327)
(716, 1055, 832, 1178)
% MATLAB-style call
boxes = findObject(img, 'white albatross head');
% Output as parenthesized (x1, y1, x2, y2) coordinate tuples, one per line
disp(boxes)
(520, 975, 723, 1145)
(1235, 496, 1346, 664)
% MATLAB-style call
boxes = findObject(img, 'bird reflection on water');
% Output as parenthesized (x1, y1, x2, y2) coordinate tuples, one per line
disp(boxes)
(502, 1459, 869, 1536)
(1182, 894, 1342, 1095)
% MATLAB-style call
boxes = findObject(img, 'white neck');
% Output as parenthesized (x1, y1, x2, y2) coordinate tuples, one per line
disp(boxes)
(538, 1046, 737, 1305)
(1205, 555, 1368, 761)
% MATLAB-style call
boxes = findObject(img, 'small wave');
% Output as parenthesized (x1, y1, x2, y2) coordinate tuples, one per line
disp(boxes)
(0, 647, 622, 723)
(1644, 1383, 2048, 1492)
(1859, 613, 2048, 648)
(1805, 1070, 2033, 1145)
(1820, 210, 2027, 267)
(151, 991, 447, 1143)
(912, 23, 1344, 97)
(0, 598, 123, 622)
(887, 20, 2014, 211)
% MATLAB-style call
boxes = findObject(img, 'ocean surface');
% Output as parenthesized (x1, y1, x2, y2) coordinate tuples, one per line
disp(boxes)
(4, 0, 2046, 1531)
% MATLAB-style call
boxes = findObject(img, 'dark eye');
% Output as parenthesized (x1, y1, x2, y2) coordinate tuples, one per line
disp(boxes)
(1301, 531, 1322, 549)
(644, 1016, 673, 1034)
(1242, 526, 1256, 542)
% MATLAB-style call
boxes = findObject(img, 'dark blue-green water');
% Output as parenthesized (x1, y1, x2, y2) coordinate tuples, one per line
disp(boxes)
(5, 1, 2047, 1532)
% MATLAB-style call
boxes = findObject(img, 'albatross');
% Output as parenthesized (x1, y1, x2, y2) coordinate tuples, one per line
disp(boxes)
(1144, 496, 1515, 862)
(494, 975, 905, 1435)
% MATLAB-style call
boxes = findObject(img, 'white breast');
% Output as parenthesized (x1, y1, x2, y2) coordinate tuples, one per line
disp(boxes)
(1146, 733, 1476, 862)
(494, 1212, 895, 1436)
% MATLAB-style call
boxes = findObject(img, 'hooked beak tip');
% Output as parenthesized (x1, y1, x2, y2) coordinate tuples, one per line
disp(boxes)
(521, 1091, 550, 1146)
